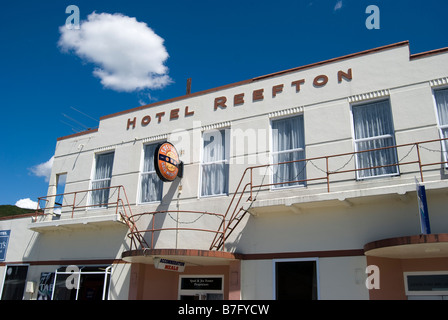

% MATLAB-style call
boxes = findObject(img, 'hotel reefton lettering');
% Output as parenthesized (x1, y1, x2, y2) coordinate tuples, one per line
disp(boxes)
(2, 42, 448, 301)
(125, 68, 352, 129)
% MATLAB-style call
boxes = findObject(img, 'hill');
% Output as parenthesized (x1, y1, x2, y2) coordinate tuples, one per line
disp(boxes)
(0, 205, 36, 218)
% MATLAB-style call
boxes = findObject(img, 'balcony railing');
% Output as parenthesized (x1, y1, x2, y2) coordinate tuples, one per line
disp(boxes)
(31, 138, 448, 252)
(125, 210, 226, 251)
(33, 185, 149, 249)
(210, 137, 448, 250)
(34, 185, 132, 219)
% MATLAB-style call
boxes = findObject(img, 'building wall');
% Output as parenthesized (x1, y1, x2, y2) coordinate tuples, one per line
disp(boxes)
(2, 42, 448, 300)
(49, 44, 448, 221)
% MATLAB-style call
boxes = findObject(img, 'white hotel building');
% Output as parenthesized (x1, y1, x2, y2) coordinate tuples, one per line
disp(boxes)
(1, 41, 448, 300)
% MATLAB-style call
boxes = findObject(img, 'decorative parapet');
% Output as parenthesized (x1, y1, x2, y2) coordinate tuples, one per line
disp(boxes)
(269, 106, 304, 119)
(202, 121, 231, 132)
(348, 89, 390, 103)
(429, 77, 448, 88)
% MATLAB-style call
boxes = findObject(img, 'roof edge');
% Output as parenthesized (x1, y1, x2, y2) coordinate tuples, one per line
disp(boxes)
(57, 128, 98, 142)
(410, 46, 448, 60)
(57, 40, 448, 141)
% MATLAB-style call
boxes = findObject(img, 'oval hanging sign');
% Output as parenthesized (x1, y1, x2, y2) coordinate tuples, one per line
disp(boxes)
(154, 142, 183, 182)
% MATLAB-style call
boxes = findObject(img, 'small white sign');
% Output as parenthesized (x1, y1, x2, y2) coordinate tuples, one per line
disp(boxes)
(154, 257, 186, 272)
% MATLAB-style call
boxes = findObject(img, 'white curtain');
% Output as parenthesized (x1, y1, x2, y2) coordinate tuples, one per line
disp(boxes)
(272, 115, 306, 188)
(201, 129, 229, 196)
(352, 100, 398, 178)
(435, 88, 448, 146)
(140, 143, 163, 202)
(91, 152, 114, 207)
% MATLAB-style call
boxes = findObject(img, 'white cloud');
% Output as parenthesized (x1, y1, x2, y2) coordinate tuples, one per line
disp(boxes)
(334, 0, 343, 11)
(29, 156, 54, 182)
(58, 12, 171, 92)
(15, 198, 39, 210)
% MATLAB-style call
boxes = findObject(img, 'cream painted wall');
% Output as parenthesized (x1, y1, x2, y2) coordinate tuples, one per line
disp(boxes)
(241, 256, 370, 300)
(3, 43, 448, 300)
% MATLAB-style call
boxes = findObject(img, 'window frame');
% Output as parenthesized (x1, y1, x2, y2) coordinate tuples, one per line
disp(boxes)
(404, 271, 448, 296)
(138, 141, 165, 204)
(350, 98, 400, 180)
(432, 87, 448, 168)
(0, 264, 29, 300)
(51, 265, 112, 300)
(199, 128, 230, 198)
(88, 151, 115, 209)
(272, 258, 320, 300)
(270, 114, 307, 190)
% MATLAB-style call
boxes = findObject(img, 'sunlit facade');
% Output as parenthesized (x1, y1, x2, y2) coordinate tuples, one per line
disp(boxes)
(1, 41, 448, 300)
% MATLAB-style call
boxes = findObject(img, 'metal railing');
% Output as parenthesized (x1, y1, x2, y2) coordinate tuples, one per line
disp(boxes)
(33, 185, 149, 249)
(125, 210, 226, 251)
(32, 138, 448, 252)
(210, 137, 448, 250)
(35, 185, 130, 219)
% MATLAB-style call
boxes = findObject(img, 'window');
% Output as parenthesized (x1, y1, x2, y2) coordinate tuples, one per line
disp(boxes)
(140, 143, 163, 203)
(54, 173, 67, 215)
(274, 259, 318, 300)
(404, 271, 448, 298)
(1, 265, 29, 300)
(90, 152, 114, 208)
(201, 129, 229, 196)
(271, 115, 306, 188)
(52, 266, 111, 300)
(434, 88, 448, 165)
(352, 100, 399, 179)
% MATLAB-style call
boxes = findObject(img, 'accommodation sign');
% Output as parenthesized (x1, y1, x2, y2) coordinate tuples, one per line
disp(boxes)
(154, 258, 186, 272)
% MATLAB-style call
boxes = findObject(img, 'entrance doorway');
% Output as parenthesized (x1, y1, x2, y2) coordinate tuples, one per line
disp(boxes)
(274, 258, 319, 300)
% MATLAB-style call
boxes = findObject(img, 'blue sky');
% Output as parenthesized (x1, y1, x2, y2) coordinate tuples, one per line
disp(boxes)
(1, 0, 447, 207)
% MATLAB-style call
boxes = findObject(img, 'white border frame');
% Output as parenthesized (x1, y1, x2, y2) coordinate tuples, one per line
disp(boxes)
(272, 258, 320, 300)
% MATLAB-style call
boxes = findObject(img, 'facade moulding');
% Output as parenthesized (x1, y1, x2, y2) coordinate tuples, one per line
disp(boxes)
(348, 89, 390, 104)
(268, 106, 304, 119)
(201, 121, 232, 132)
(142, 134, 169, 143)
(429, 77, 448, 88)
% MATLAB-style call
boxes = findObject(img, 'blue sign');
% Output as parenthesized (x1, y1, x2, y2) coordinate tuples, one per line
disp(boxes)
(416, 184, 431, 234)
(0, 230, 11, 261)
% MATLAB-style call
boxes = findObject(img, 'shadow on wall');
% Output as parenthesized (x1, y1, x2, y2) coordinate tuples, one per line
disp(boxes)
(22, 225, 129, 262)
